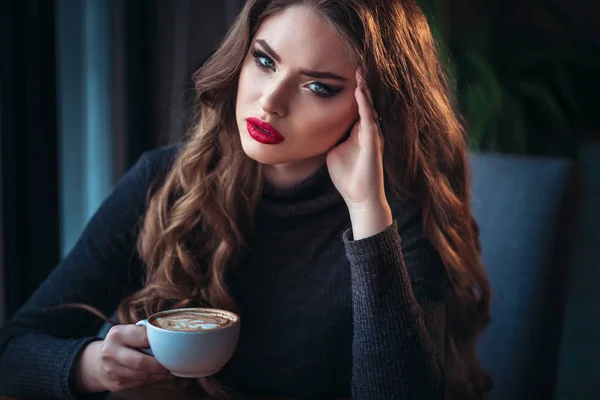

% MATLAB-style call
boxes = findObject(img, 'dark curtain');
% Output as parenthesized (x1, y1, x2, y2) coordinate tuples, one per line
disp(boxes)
(112, 0, 236, 169)
(0, 0, 240, 322)
(113, 0, 160, 171)
(0, 0, 161, 320)
(0, 0, 61, 319)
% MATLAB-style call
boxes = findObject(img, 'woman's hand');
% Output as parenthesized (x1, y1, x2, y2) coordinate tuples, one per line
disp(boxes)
(74, 325, 175, 393)
(327, 71, 393, 239)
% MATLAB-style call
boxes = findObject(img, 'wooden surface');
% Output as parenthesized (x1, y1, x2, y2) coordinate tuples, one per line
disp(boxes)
(106, 382, 349, 400)
(1, 381, 351, 400)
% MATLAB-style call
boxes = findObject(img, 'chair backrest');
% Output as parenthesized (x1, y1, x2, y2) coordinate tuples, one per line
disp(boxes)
(469, 152, 582, 400)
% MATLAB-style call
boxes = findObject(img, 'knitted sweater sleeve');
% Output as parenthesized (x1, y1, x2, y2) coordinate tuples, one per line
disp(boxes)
(343, 201, 450, 399)
(0, 148, 174, 400)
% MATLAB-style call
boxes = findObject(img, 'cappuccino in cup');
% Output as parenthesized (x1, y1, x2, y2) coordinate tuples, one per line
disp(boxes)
(150, 309, 236, 332)
(136, 307, 240, 378)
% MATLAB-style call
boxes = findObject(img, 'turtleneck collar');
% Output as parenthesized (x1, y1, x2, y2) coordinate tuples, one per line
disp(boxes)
(257, 164, 344, 219)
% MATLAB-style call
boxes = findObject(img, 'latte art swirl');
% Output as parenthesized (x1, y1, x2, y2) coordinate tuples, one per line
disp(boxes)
(151, 310, 236, 332)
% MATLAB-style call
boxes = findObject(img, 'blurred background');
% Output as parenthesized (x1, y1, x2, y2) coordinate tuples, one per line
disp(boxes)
(0, 0, 599, 398)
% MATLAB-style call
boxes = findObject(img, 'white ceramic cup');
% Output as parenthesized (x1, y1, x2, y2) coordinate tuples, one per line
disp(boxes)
(136, 307, 240, 378)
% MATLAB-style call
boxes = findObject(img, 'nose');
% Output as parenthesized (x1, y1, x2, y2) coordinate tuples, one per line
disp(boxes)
(260, 80, 289, 117)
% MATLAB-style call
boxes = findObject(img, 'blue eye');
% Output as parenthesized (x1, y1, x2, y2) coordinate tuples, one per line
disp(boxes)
(252, 49, 274, 69)
(308, 82, 337, 97)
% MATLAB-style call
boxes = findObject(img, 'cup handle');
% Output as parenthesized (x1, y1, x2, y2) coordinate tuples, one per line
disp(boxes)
(135, 319, 154, 356)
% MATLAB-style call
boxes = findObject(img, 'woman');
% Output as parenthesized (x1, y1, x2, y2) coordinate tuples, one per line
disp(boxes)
(0, 0, 491, 399)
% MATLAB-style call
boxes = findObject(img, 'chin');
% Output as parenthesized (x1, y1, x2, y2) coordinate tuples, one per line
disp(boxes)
(240, 136, 287, 165)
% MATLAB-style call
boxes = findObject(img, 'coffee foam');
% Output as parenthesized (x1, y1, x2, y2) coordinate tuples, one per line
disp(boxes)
(151, 309, 236, 332)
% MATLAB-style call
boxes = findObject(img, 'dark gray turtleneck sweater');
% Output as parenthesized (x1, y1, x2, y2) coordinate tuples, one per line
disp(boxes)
(0, 145, 450, 399)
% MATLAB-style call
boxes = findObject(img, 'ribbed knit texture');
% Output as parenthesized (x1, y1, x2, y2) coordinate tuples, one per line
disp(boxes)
(0, 145, 449, 399)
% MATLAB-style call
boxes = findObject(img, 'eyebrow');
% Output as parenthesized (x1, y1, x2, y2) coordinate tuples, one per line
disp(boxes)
(255, 39, 347, 82)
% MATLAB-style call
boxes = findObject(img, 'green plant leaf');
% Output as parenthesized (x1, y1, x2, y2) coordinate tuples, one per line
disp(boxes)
(466, 51, 503, 109)
(497, 95, 528, 154)
(463, 83, 495, 148)
(418, 0, 590, 159)
(517, 81, 577, 154)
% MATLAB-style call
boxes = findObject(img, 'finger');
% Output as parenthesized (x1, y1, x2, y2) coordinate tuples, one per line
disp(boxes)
(347, 119, 360, 142)
(116, 346, 172, 374)
(355, 70, 378, 115)
(105, 363, 173, 382)
(355, 85, 376, 126)
(105, 379, 146, 393)
(104, 374, 174, 394)
(108, 325, 150, 349)
(364, 83, 376, 112)
(355, 69, 363, 87)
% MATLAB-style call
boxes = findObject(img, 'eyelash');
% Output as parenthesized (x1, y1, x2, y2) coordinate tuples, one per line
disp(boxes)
(250, 49, 340, 98)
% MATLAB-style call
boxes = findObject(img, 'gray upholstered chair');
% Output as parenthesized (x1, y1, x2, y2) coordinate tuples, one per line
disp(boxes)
(470, 152, 582, 400)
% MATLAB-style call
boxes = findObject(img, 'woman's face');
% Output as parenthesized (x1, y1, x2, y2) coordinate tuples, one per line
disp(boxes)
(236, 5, 358, 170)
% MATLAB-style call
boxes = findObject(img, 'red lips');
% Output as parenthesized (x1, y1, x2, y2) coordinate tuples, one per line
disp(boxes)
(245, 117, 285, 145)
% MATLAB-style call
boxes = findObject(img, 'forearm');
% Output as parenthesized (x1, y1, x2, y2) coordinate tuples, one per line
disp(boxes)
(0, 332, 102, 399)
(344, 223, 445, 399)
(347, 200, 393, 240)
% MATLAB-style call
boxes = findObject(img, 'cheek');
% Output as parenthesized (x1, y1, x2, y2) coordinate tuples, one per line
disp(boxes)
(299, 99, 357, 142)
(236, 64, 260, 106)
(236, 66, 251, 103)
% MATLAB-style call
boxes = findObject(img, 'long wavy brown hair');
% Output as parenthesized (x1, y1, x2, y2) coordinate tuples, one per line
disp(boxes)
(113, 0, 491, 398)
